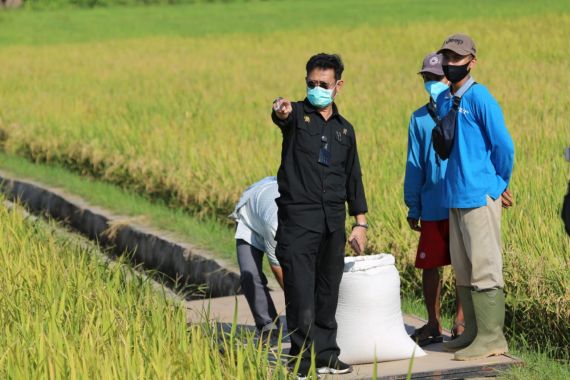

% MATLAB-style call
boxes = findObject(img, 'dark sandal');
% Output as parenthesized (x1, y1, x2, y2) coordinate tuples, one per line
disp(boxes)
(410, 324, 444, 347)
(451, 322, 465, 340)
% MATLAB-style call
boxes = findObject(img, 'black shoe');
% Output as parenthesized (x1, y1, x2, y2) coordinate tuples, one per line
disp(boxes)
(287, 366, 318, 380)
(290, 372, 321, 380)
(316, 359, 353, 375)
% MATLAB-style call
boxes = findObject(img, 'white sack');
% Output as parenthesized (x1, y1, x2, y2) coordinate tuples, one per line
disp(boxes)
(336, 253, 426, 364)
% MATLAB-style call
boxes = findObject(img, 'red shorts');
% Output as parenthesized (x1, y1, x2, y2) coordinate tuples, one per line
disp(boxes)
(415, 220, 451, 269)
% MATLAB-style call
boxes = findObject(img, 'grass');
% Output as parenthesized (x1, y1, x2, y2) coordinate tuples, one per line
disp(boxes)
(0, 0, 568, 358)
(0, 199, 293, 379)
(0, 0, 568, 46)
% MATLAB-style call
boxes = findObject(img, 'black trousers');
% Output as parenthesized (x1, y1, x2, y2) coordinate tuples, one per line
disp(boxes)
(276, 221, 346, 370)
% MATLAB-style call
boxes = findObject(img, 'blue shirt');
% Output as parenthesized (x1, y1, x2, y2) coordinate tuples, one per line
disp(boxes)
(436, 78, 515, 208)
(404, 101, 449, 221)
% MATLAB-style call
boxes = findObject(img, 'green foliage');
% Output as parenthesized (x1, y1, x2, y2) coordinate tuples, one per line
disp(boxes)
(0, 0, 568, 358)
(0, 200, 293, 378)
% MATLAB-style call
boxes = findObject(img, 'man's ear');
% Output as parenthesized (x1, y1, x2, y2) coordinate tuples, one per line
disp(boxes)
(335, 79, 345, 94)
(469, 57, 478, 70)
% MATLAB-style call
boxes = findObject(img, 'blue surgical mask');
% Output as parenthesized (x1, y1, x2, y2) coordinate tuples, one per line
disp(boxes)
(307, 85, 335, 108)
(424, 81, 449, 102)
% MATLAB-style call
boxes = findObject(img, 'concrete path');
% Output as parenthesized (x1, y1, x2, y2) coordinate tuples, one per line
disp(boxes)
(186, 292, 522, 379)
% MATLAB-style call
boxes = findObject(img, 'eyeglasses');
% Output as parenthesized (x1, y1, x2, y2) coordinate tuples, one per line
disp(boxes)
(306, 79, 337, 90)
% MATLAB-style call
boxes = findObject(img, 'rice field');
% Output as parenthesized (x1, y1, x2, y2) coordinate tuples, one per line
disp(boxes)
(0, 0, 568, 354)
(0, 199, 293, 379)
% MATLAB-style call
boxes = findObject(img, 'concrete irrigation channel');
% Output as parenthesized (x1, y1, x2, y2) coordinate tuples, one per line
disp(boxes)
(0, 170, 241, 298)
(0, 170, 523, 379)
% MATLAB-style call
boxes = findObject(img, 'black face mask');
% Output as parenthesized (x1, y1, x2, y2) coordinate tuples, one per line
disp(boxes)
(442, 61, 471, 83)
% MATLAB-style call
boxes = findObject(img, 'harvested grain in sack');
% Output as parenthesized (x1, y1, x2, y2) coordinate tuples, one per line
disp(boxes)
(336, 253, 426, 364)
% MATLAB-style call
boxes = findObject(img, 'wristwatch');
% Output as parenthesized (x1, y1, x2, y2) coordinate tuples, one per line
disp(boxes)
(352, 223, 369, 230)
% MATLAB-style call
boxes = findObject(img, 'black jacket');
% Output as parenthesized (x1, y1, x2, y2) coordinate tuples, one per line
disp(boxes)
(272, 99, 368, 233)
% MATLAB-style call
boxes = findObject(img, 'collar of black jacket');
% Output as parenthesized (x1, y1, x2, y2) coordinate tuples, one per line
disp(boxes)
(302, 98, 341, 119)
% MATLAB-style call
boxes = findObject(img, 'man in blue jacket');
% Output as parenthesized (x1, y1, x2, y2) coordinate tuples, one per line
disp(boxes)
(405, 52, 464, 346)
(435, 34, 515, 360)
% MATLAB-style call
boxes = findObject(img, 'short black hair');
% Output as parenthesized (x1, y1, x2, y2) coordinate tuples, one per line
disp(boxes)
(306, 53, 344, 81)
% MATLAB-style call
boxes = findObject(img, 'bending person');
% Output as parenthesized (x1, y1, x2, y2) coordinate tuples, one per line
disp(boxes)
(230, 176, 283, 337)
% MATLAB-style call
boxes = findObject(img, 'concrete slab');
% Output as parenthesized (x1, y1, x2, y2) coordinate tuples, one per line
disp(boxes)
(186, 292, 523, 379)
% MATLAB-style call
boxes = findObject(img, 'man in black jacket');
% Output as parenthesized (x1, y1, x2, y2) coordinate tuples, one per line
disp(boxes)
(271, 53, 368, 378)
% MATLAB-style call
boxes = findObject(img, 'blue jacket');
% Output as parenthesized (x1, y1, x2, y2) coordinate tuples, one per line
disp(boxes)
(436, 79, 515, 208)
(404, 101, 449, 221)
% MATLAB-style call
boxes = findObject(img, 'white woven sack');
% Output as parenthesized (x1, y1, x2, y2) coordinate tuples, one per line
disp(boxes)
(336, 253, 426, 364)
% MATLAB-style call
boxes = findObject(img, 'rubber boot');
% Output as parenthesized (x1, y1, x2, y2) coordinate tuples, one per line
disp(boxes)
(454, 289, 508, 361)
(443, 286, 477, 351)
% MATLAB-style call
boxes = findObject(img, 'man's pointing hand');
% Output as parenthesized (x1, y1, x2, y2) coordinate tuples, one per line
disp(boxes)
(273, 97, 292, 120)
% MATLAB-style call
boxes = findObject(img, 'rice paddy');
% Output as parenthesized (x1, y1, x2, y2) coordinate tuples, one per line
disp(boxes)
(0, 0, 568, 367)
(0, 199, 294, 379)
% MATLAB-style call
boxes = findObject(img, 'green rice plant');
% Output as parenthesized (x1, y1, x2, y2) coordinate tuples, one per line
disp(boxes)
(0, 0, 568, 354)
(0, 199, 296, 379)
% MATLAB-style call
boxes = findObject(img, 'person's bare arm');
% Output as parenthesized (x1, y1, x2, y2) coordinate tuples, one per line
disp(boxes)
(500, 188, 514, 209)
(407, 218, 421, 232)
(348, 214, 367, 255)
(270, 265, 284, 290)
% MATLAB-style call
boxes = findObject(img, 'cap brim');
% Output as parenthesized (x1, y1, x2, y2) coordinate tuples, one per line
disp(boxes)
(437, 46, 475, 57)
(418, 68, 444, 76)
